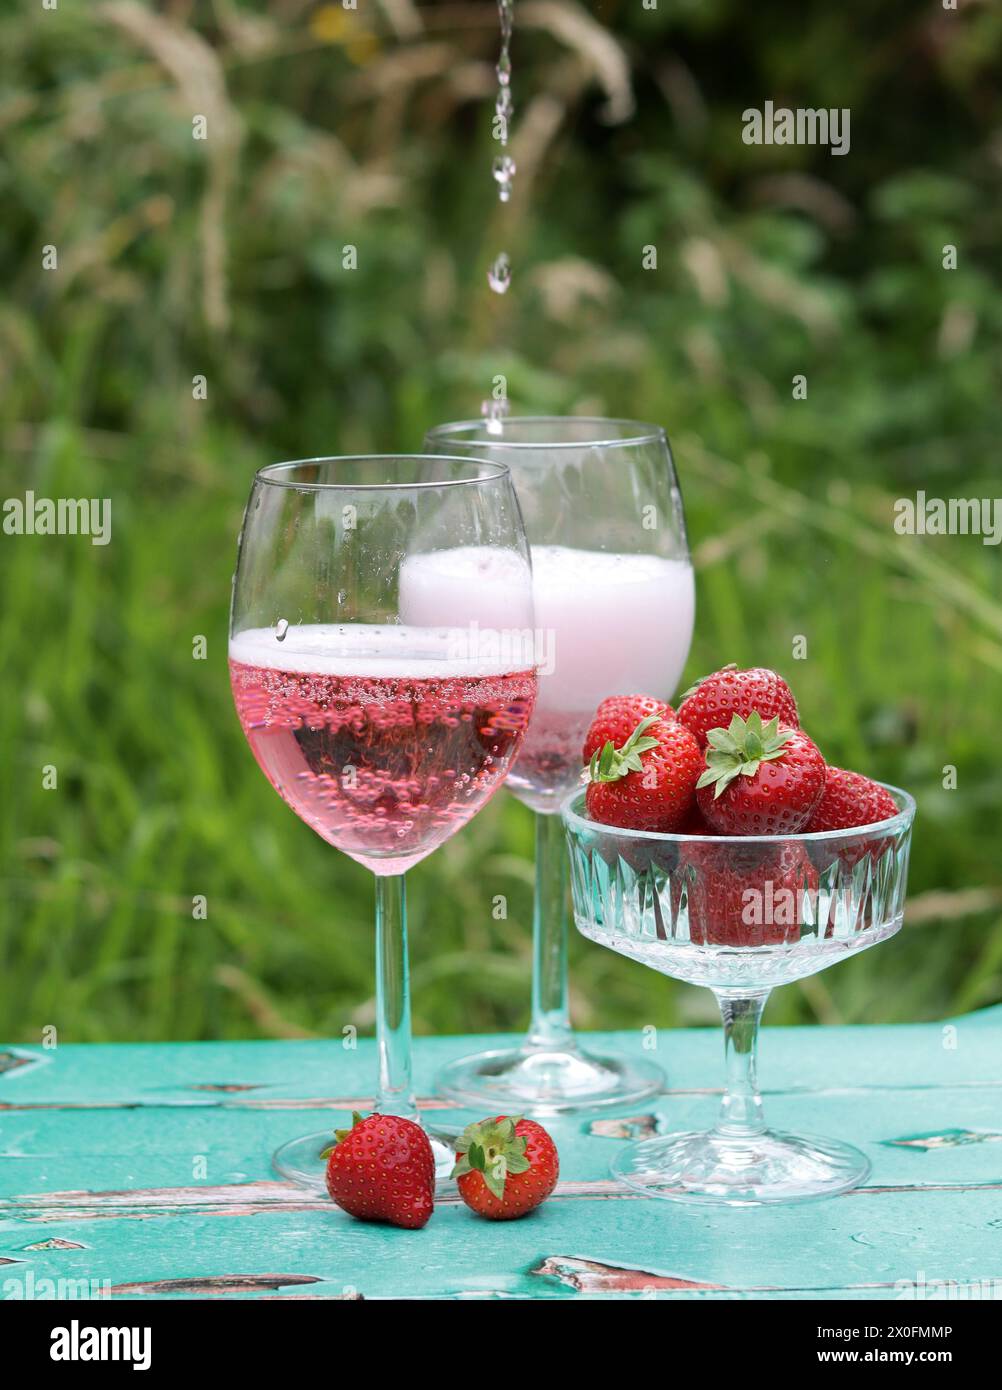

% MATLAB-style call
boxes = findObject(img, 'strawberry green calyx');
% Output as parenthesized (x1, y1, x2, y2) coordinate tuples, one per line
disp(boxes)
(319, 1110, 366, 1159)
(451, 1116, 531, 1201)
(587, 715, 661, 785)
(696, 711, 794, 799)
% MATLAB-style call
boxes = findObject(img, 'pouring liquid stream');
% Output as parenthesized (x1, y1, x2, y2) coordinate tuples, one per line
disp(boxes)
(482, 0, 516, 432)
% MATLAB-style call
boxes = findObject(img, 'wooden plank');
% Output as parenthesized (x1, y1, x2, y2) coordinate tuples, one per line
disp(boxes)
(2, 1188, 1001, 1301)
(2, 1083, 1002, 1201)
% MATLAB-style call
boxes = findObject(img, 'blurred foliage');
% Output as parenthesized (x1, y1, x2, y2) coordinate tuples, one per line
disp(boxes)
(1, 0, 1000, 1046)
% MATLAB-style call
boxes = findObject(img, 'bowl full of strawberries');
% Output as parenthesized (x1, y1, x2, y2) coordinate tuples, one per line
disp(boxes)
(565, 665, 915, 990)
(561, 665, 916, 1205)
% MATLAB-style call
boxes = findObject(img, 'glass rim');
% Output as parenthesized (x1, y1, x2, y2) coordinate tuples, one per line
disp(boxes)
(425, 416, 668, 451)
(253, 455, 512, 492)
(561, 781, 917, 846)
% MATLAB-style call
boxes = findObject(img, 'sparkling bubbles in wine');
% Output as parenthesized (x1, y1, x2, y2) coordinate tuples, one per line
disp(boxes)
(230, 623, 535, 876)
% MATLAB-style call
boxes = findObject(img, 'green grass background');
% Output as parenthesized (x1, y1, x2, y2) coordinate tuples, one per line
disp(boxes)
(1, 0, 1000, 1045)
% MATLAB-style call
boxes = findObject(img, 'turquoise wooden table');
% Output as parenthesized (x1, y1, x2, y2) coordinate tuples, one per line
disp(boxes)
(2, 1011, 1001, 1301)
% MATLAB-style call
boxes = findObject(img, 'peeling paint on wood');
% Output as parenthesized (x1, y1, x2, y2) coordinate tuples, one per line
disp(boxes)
(258, 1292, 365, 1300)
(21, 1238, 87, 1251)
(0, 1093, 462, 1113)
(109, 1273, 323, 1296)
(0, 1050, 41, 1077)
(884, 1128, 1002, 1150)
(587, 1115, 661, 1141)
(533, 1255, 725, 1293)
(6, 1180, 310, 1208)
(9, 1174, 1002, 1228)
(186, 1083, 263, 1093)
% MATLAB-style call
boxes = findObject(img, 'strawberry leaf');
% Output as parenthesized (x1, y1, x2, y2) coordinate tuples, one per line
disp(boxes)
(449, 1116, 530, 1203)
(698, 712, 794, 797)
(481, 1157, 507, 1202)
(587, 715, 664, 786)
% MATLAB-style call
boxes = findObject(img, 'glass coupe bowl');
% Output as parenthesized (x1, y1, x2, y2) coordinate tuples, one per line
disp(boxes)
(562, 785, 915, 1205)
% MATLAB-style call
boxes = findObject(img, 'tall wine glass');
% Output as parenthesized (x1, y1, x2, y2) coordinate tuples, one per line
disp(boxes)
(229, 457, 536, 1186)
(423, 419, 695, 1111)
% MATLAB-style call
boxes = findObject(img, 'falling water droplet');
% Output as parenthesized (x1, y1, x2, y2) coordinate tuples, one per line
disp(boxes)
(480, 0, 517, 422)
(487, 252, 511, 294)
(275, 618, 289, 642)
(493, 154, 516, 202)
(481, 397, 510, 433)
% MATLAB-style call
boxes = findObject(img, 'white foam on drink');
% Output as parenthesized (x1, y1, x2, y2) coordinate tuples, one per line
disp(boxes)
(529, 545, 694, 711)
(229, 622, 532, 679)
(399, 545, 533, 632)
(400, 543, 695, 711)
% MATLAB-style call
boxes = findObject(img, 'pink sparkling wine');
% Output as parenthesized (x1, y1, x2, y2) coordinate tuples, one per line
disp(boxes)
(229, 625, 536, 875)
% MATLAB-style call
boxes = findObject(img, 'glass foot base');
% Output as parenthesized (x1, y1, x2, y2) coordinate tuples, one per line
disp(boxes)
(435, 1044, 664, 1115)
(610, 1128, 870, 1206)
(273, 1126, 458, 1193)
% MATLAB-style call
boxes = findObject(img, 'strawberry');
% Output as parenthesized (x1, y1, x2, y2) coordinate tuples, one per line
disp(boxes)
(684, 839, 819, 947)
(322, 1112, 435, 1230)
(676, 805, 719, 836)
(808, 767, 901, 879)
(678, 665, 798, 747)
(807, 767, 899, 831)
(582, 694, 674, 764)
(452, 1115, 558, 1220)
(585, 715, 703, 833)
(695, 712, 826, 835)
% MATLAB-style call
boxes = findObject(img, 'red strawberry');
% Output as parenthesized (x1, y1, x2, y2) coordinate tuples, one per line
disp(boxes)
(807, 767, 899, 831)
(676, 805, 719, 836)
(678, 665, 798, 747)
(585, 715, 702, 833)
(582, 694, 674, 764)
(808, 768, 901, 878)
(452, 1115, 558, 1220)
(684, 839, 819, 946)
(696, 712, 826, 835)
(322, 1112, 435, 1230)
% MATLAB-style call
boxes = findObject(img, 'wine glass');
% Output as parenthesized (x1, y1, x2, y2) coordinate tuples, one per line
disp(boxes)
(229, 456, 536, 1187)
(562, 785, 916, 1203)
(424, 418, 694, 1111)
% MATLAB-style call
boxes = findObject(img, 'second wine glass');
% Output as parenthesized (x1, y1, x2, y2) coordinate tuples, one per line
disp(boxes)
(424, 418, 695, 1111)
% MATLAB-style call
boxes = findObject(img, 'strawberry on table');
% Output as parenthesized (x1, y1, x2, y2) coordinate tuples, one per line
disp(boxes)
(585, 714, 703, 833)
(582, 694, 675, 764)
(695, 712, 826, 836)
(322, 1112, 435, 1230)
(452, 1115, 558, 1220)
(807, 767, 899, 831)
(678, 665, 798, 748)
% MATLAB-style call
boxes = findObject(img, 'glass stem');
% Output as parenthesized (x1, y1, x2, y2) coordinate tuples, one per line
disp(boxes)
(526, 809, 574, 1051)
(713, 991, 769, 1138)
(374, 872, 418, 1121)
